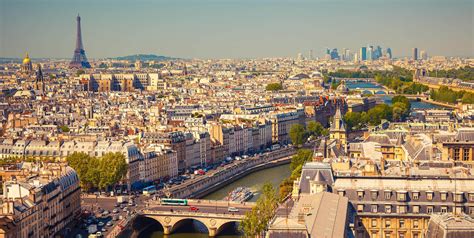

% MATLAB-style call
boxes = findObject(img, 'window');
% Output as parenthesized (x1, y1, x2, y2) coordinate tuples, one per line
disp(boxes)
(454, 193, 463, 202)
(469, 207, 474, 215)
(385, 233, 391, 238)
(399, 233, 405, 238)
(441, 206, 448, 213)
(397, 205, 407, 214)
(385, 191, 391, 200)
(372, 219, 378, 228)
(463, 148, 469, 161)
(427, 206, 434, 214)
(413, 220, 419, 229)
(413, 206, 420, 214)
(397, 192, 406, 201)
(371, 191, 378, 200)
(356, 204, 364, 212)
(454, 148, 460, 161)
(413, 233, 419, 238)
(455, 206, 463, 215)
(372, 205, 378, 213)
(372, 233, 378, 238)
(338, 190, 345, 196)
(441, 192, 447, 201)
(399, 219, 405, 228)
(469, 193, 474, 201)
(357, 190, 364, 199)
(385, 205, 392, 214)
(412, 192, 419, 200)
(385, 220, 391, 228)
(427, 192, 433, 200)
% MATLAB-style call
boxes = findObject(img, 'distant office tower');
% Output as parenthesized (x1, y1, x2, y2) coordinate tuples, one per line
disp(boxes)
(360, 47, 367, 61)
(330, 48, 339, 60)
(345, 49, 351, 61)
(354, 53, 359, 63)
(367, 46, 373, 60)
(420, 50, 428, 60)
(70, 14, 91, 68)
(308, 50, 313, 60)
(374, 46, 382, 60)
(412, 48, 418, 60)
(386, 48, 392, 59)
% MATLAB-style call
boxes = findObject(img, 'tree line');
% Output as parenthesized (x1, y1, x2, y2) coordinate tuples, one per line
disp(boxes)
(430, 86, 474, 104)
(427, 66, 473, 81)
(240, 183, 279, 236)
(289, 121, 328, 146)
(344, 96, 411, 131)
(66, 152, 128, 191)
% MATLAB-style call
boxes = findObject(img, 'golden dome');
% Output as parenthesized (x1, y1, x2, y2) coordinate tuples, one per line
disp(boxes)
(22, 53, 31, 65)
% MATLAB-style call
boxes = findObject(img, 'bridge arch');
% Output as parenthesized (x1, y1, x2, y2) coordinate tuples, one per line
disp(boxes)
(171, 218, 209, 234)
(375, 90, 386, 95)
(362, 90, 373, 95)
(216, 220, 242, 236)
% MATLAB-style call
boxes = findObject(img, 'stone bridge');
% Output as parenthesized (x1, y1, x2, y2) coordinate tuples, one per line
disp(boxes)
(141, 209, 247, 236)
(351, 87, 395, 95)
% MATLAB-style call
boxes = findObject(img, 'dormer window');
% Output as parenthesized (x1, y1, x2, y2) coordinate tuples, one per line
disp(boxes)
(412, 192, 420, 200)
(426, 191, 434, 201)
(397, 191, 407, 201)
(440, 192, 447, 201)
(371, 190, 378, 200)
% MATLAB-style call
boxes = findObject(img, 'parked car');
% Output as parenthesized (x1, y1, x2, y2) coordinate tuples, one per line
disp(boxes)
(189, 206, 199, 211)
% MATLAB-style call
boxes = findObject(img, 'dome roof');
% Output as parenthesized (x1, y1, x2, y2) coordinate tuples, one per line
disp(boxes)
(22, 53, 31, 65)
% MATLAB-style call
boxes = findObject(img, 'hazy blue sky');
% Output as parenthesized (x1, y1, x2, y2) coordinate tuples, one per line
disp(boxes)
(0, 0, 472, 59)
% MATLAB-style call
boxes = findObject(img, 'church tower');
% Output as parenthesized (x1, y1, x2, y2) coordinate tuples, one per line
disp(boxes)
(35, 64, 45, 95)
(330, 106, 347, 146)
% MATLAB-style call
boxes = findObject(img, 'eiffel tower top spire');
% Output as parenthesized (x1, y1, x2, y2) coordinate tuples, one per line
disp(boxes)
(70, 14, 91, 68)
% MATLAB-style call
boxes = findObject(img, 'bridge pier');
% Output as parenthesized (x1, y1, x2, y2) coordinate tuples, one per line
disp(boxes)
(163, 225, 172, 235)
(209, 227, 217, 237)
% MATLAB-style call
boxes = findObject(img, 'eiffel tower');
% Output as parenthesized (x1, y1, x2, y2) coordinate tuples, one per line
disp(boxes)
(69, 14, 91, 68)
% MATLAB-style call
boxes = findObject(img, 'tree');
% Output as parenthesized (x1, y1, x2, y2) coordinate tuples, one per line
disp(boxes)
(344, 112, 363, 131)
(66, 152, 128, 191)
(241, 183, 278, 237)
(290, 149, 313, 171)
(306, 121, 324, 137)
(59, 125, 70, 133)
(66, 152, 95, 190)
(98, 153, 128, 190)
(75, 69, 85, 76)
(289, 124, 307, 146)
(367, 104, 393, 126)
(265, 83, 283, 91)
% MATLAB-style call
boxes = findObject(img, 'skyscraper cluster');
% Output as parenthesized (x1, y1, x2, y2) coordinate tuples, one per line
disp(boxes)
(320, 45, 392, 61)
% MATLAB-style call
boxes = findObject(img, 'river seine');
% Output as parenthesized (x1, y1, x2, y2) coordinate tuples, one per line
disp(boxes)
(140, 163, 291, 238)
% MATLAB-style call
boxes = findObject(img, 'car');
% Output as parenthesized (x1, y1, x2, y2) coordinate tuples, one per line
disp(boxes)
(102, 210, 109, 216)
(96, 232, 102, 237)
(114, 203, 119, 208)
(101, 228, 106, 232)
(112, 209, 119, 214)
(228, 207, 239, 212)
(106, 221, 113, 227)
(189, 206, 199, 211)
(98, 222, 104, 227)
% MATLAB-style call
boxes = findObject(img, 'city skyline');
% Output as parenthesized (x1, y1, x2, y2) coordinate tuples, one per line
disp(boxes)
(1, 0, 472, 59)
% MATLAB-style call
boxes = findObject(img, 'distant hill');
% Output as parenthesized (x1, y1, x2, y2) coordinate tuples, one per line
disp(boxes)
(113, 54, 178, 61)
